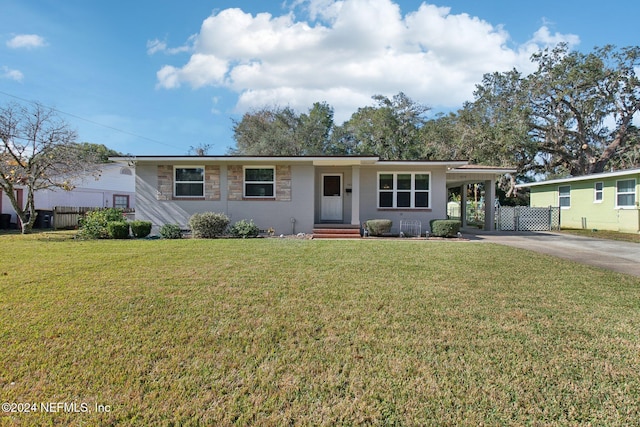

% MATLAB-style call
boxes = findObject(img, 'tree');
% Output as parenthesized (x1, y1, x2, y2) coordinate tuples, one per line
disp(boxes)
(74, 142, 123, 162)
(231, 103, 334, 156)
(467, 44, 640, 177)
(0, 101, 101, 233)
(335, 92, 429, 160)
(188, 143, 213, 156)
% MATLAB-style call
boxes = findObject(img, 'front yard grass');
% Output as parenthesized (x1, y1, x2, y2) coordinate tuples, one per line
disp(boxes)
(560, 228, 640, 243)
(1, 233, 639, 425)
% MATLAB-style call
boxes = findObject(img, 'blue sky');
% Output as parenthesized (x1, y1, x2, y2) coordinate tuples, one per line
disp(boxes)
(1, 0, 637, 155)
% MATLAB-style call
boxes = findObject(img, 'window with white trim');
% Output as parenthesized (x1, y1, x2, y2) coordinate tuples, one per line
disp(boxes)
(594, 182, 603, 203)
(174, 166, 204, 197)
(378, 172, 430, 209)
(244, 167, 275, 198)
(616, 179, 636, 208)
(558, 185, 571, 208)
(113, 195, 130, 209)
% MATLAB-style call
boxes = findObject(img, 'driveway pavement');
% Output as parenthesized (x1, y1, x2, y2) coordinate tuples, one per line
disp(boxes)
(465, 230, 640, 278)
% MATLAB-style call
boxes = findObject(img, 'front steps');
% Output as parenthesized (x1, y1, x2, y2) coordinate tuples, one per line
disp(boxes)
(312, 224, 361, 239)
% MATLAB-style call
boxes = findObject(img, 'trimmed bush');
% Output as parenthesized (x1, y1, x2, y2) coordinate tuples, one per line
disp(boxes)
(107, 221, 130, 239)
(130, 220, 152, 238)
(429, 219, 461, 237)
(159, 224, 182, 239)
(364, 219, 392, 236)
(77, 208, 127, 239)
(230, 219, 260, 238)
(189, 212, 230, 238)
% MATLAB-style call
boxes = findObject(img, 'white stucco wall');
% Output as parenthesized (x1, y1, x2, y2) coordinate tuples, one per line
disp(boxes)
(357, 165, 448, 234)
(135, 161, 452, 235)
(135, 163, 315, 235)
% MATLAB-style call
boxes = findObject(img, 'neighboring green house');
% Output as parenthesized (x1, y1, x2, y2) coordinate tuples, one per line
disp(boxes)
(517, 168, 640, 233)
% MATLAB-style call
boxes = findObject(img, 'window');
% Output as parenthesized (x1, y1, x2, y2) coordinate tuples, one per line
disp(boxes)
(113, 195, 130, 209)
(594, 182, 603, 203)
(174, 167, 204, 197)
(558, 185, 571, 208)
(378, 172, 430, 209)
(244, 167, 275, 198)
(616, 179, 636, 208)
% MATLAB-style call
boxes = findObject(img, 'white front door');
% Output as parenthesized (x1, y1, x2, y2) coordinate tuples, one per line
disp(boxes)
(321, 174, 343, 221)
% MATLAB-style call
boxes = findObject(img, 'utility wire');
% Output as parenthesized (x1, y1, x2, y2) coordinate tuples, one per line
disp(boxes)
(0, 90, 184, 151)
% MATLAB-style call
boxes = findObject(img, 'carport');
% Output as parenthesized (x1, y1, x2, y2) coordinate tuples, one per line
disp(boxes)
(446, 165, 516, 231)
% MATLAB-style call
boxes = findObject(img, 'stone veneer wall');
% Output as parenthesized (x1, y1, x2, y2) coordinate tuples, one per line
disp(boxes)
(156, 165, 220, 200)
(275, 165, 291, 201)
(204, 166, 220, 200)
(157, 165, 172, 201)
(227, 165, 243, 201)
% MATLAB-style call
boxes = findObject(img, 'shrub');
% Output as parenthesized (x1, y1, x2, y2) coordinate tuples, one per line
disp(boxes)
(429, 219, 461, 237)
(77, 208, 127, 239)
(364, 219, 392, 236)
(159, 224, 182, 239)
(230, 219, 260, 238)
(189, 212, 230, 238)
(107, 221, 130, 239)
(130, 220, 152, 238)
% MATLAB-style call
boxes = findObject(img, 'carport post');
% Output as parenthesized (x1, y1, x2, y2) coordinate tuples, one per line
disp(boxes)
(460, 184, 467, 227)
(484, 179, 496, 231)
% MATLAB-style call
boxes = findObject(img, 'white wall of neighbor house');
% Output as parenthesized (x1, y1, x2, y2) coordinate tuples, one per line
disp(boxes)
(0, 164, 134, 225)
(135, 163, 315, 235)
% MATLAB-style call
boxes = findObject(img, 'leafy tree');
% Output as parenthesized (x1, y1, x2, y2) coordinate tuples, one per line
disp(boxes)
(298, 102, 335, 154)
(467, 44, 640, 177)
(74, 142, 123, 163)
(0, 101, 101, 233)
(335, 92, 429, 160)
(231, 103, 334, 156)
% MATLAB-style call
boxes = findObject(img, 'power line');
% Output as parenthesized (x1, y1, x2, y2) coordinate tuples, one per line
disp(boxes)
(0, 90, 184, 151)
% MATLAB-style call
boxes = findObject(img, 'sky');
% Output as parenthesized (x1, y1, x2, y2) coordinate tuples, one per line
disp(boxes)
(1, 0, 638, 156)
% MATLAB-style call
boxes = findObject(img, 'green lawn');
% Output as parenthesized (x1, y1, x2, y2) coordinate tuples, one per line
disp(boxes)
(1, 233, 639, 426)
(560, 228, 640, 244)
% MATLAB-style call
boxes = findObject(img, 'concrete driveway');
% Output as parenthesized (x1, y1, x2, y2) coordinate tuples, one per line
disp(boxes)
(466, 230, 640, 278)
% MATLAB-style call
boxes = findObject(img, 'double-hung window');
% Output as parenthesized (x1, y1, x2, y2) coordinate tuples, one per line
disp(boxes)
(594, 182, 603, 203)
(558, 185, 571, 208)
(616, 179, 636, 208)
(378, 172, 430, 209)
(113, 195, 130, 209)
(174, 167, 204, 198)
(244, 167, 275, 198)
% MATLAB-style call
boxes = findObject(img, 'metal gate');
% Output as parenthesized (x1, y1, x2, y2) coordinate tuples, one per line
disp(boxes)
(497, 206, 560, 231)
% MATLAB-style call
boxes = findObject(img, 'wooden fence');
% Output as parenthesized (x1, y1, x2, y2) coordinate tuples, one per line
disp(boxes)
(53, 206, 135, 230)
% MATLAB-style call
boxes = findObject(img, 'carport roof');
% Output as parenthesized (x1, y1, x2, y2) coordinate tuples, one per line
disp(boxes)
(516, 167, 640, 188)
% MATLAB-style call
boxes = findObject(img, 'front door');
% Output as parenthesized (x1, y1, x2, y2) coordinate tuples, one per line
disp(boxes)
(321, 174, 343, 221)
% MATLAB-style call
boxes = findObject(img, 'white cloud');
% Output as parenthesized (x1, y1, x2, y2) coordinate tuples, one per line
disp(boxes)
(529, 25, 580, 47)
(147, 38, 192, 55)
(1, 66, 24, 82)
(7, 34, 47, 49)
(155, 0, 581, 122)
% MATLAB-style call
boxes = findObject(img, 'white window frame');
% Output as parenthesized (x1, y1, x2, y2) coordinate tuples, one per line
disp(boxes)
(174, 166, 205, 198)
(113, 194, 130, 209)
(558, 185, 571, 209)
(377, 172, 431, 209)
(243, 166, 276, 198)
(615, 178, 636, 209)
(594, 181, 603, 203)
